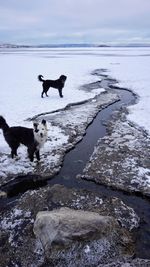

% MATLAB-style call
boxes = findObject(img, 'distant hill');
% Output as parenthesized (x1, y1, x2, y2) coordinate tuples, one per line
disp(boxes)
(0, 43, 150, 48)
(0, 43, 30, 48)
(0, 43, 96, 48)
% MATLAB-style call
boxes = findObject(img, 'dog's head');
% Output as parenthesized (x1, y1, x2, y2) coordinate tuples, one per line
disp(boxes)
(0, 116, 7, 128)
(59, 75, 67, 84)
(33, 119, 48, 147)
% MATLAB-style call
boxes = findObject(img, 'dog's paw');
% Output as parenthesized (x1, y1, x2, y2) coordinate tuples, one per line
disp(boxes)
(15, 156, 20, 161)
(12, 155, 20, 161)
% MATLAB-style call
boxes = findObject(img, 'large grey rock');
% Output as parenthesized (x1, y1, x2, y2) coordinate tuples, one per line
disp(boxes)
(1, 185, 136, 267)
(33, 207, 117, 251)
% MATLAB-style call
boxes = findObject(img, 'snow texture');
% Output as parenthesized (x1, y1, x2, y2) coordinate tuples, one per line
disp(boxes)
(0, 47, 150, 183)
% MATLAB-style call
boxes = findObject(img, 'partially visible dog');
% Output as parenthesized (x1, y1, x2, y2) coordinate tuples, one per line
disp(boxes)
(38, 74, 67, 98)
(0, 116, 48, 162)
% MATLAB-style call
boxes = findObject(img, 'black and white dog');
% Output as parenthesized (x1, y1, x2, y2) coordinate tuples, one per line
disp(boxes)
(0, 116, 48, 162)
(38, 74, 67, 98)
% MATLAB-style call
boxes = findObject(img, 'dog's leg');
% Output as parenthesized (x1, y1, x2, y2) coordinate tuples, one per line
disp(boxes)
(29, 154, 34, 162)
(58, 88, 63, 98)
(35, 150, 40, 161)
(41, 90, 44, 98)
(11, 149, 18, 158)
(44, 86, 49, 97)
(27, 146, 35, 162)
(41, 89, 48, 98)
(28, 153, 34, 162)
(41, 84, 45, 98)
(11, 144, 19, 158)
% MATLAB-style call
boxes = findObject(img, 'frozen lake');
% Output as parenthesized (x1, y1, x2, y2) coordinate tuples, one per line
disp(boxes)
(0, 46, 150, 131)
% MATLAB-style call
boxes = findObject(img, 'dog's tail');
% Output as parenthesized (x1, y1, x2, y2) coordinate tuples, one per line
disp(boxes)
(0, 116, 10, 131)
(38, 75, 45, 82)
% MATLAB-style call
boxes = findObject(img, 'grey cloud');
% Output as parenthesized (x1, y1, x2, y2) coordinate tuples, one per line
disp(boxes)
(0, 0, 150, 44)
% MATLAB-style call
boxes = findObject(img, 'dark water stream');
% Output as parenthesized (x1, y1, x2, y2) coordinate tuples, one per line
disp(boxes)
(1, 79, 150, 259)
(47, 84, 150, 259)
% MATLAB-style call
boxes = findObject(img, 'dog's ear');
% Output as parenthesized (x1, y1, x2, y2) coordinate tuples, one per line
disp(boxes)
(63, 76, 67, 82)
(33, 122, 39, 130)
(42, 119, 46, 125)
(41, 119, 47, 130)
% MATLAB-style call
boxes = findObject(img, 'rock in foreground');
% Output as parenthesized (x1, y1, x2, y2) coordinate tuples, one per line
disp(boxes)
(34, 207, 116, 249)
(34, 207, 133, 266)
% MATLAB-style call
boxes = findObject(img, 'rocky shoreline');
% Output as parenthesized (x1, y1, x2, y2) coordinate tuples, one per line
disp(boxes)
(0, 185, 140, 266)
(79, 110, 150, 197)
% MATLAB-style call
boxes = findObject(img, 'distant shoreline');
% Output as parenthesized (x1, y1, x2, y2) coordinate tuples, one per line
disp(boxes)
(1, 43, 150, 49)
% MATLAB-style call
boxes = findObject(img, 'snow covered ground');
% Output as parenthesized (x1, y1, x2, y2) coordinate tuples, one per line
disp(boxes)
(0, 47, 150, 131)
(0, 47, 150, 179)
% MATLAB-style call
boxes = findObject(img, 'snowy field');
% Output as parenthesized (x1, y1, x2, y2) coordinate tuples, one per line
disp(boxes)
(0, 47, 150, 178)
(0, 47, 150, 130)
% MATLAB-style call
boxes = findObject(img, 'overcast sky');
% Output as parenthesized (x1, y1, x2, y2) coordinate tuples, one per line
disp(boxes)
(0, 0, 150, 45)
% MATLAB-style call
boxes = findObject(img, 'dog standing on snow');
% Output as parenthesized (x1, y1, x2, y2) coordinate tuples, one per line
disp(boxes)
(38, 74, 67, 98)
(0, 116, 48, 162)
